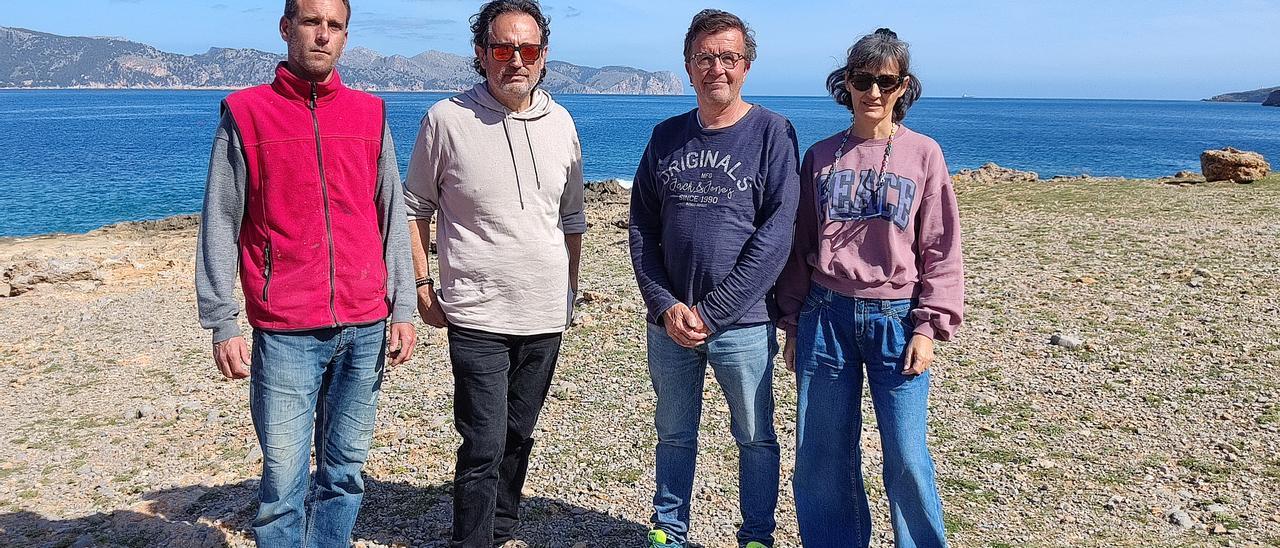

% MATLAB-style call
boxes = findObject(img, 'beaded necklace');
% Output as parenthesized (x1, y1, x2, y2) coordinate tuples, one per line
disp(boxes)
(834, 121, 897, 205)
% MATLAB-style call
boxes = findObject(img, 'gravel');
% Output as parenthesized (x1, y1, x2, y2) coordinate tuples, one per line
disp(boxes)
(1, 174, 1278, 546)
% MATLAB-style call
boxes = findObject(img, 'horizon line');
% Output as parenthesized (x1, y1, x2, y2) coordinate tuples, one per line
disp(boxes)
(0, 87, 1259, 103)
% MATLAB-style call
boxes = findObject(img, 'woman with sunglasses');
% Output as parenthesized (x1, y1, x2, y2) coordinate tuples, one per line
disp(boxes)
(775, 28, 963, 548)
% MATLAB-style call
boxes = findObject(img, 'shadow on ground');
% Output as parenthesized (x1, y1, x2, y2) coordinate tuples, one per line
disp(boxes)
(0, 478, 647, 547)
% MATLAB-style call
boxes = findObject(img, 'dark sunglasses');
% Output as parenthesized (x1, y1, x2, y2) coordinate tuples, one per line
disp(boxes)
(488, 43, 544, 63)
(848, 72, 906, 92)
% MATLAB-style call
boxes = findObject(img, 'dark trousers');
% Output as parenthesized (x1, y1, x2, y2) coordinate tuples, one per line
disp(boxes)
(447, 325, 562, 548)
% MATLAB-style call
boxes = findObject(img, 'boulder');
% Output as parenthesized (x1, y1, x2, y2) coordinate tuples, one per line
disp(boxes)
(1200, 147, 1271, 183)
(1265, 89, 1280, 107)
(951, 163, 1039, 185)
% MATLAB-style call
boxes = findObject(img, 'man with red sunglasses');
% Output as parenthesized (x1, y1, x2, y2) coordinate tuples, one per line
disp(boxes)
(403, 1, 586, 547)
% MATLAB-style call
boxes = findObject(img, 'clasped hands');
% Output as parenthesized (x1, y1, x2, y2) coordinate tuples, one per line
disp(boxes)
(663, 303, 710, 348)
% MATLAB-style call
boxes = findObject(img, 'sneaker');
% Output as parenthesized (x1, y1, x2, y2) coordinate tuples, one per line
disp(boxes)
(499, 541, 529, 548)
(648, 529, 682, 548)
(744, 543, 770, 548)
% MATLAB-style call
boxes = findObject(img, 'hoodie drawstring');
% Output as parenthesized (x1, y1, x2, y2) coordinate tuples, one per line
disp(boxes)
(523, 120, 542, 189)
(501, 118, 526, 210)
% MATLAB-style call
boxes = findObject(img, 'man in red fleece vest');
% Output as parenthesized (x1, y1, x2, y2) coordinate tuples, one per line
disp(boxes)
(194, 1, 417, 545)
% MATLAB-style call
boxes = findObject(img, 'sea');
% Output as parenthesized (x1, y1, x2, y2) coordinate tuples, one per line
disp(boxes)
(1, 89, 1277, 237)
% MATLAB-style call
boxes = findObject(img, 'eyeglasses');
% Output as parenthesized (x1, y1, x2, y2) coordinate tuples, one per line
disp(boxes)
(690, 51, 747, 70)
(848, 72, 906, 93)
(488, 43, 544, 63)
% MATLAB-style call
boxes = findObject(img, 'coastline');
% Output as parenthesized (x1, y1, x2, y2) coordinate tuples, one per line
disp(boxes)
(0, 168, 1222, 240)
(9, 87, 1271, 102)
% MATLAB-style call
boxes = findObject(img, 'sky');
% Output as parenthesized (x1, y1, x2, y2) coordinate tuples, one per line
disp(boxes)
(5, 0, 1280, 99)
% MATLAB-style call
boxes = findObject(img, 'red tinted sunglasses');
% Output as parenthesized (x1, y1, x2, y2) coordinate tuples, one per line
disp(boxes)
(488, 43, 544, 63)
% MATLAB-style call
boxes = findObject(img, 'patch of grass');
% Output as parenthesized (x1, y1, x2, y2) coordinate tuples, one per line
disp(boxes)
(1140, 454, 1167, 470)
(72, 415, 120, 429)
(1178, 457, 1230, 482)
(943, 512, 975, 535)
(612, 467, 643, 485)
(967, 399, 995, 416)
(1092, 464, 1137, 486)
(1036, 423, 1066, 437)
(942, 477, 997, 503)
(979, 448, 1030, 465)
(1264, 460, 1280, 480)
(1258, 406, 1279, 425)
(112, 469, 138, 484)
(1212, 513, 1243, 531)
(143, 368, 177, 385)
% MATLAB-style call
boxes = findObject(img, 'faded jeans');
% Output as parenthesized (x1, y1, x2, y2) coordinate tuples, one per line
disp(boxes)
(792, 285, 947, 548)
(249, 321, 386, 548)
(647, 321, 780, 548)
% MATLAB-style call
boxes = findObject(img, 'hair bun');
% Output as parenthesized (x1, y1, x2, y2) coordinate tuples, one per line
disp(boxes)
(874, 28, 898, 39)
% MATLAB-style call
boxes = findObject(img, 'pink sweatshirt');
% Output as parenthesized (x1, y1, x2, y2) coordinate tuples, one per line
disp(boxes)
(775, 126, 964, 340)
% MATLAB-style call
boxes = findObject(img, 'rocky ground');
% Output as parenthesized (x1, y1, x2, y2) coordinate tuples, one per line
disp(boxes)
(2, 171, 1279, 547)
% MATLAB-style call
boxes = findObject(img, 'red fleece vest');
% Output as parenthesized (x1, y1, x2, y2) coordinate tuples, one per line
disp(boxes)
(224, 63, 389, 332)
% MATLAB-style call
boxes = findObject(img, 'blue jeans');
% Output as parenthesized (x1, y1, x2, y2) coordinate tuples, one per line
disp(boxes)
(647, 321, 780, 548)
(792, 285, 947, 548)
(249, 322, 386, 548)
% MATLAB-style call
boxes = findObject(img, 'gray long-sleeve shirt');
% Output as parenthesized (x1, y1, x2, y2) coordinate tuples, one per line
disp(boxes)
(195, 110, 416, 343)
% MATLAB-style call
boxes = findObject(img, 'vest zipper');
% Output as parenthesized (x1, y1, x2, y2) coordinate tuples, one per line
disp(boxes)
(262, 241, 273, 302)
(310, 83, 339, 326)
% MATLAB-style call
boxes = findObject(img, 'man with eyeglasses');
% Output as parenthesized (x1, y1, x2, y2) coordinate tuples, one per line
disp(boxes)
(402, 1, 585, 547)
(628, 9, 799, 548)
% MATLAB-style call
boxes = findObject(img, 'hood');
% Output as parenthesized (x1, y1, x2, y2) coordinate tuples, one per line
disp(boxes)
(465, 82, 554, 121)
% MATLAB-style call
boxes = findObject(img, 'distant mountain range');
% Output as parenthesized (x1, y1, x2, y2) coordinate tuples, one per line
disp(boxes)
(1205, 86, 1280, 103)
(0, 26, 685, 95)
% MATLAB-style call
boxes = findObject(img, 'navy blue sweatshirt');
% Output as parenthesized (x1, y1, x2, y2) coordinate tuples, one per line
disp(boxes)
(628, 106, 800, 333)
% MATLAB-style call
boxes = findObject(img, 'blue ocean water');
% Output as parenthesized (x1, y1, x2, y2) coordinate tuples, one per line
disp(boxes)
(1, 89, 1277, 237)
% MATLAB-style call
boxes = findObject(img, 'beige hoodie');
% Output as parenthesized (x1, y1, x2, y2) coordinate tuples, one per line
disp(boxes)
(404, 83, 587, 336)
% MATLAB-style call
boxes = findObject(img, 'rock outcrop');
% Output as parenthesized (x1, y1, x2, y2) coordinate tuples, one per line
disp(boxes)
(89, 215, 201, 236)
(583, 179, 631, 204)
(1206, 86, 1280, 103)
(1264, 90, 1280, 107)
(1200, 147, 1271, 183)
(951, 163, 1040, 185)
(1162, 170, 1207, 185)
(1, 258, 101, 297)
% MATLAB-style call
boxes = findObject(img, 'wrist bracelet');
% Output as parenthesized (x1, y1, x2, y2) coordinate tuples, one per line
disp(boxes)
(415, 277, 434, 288)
